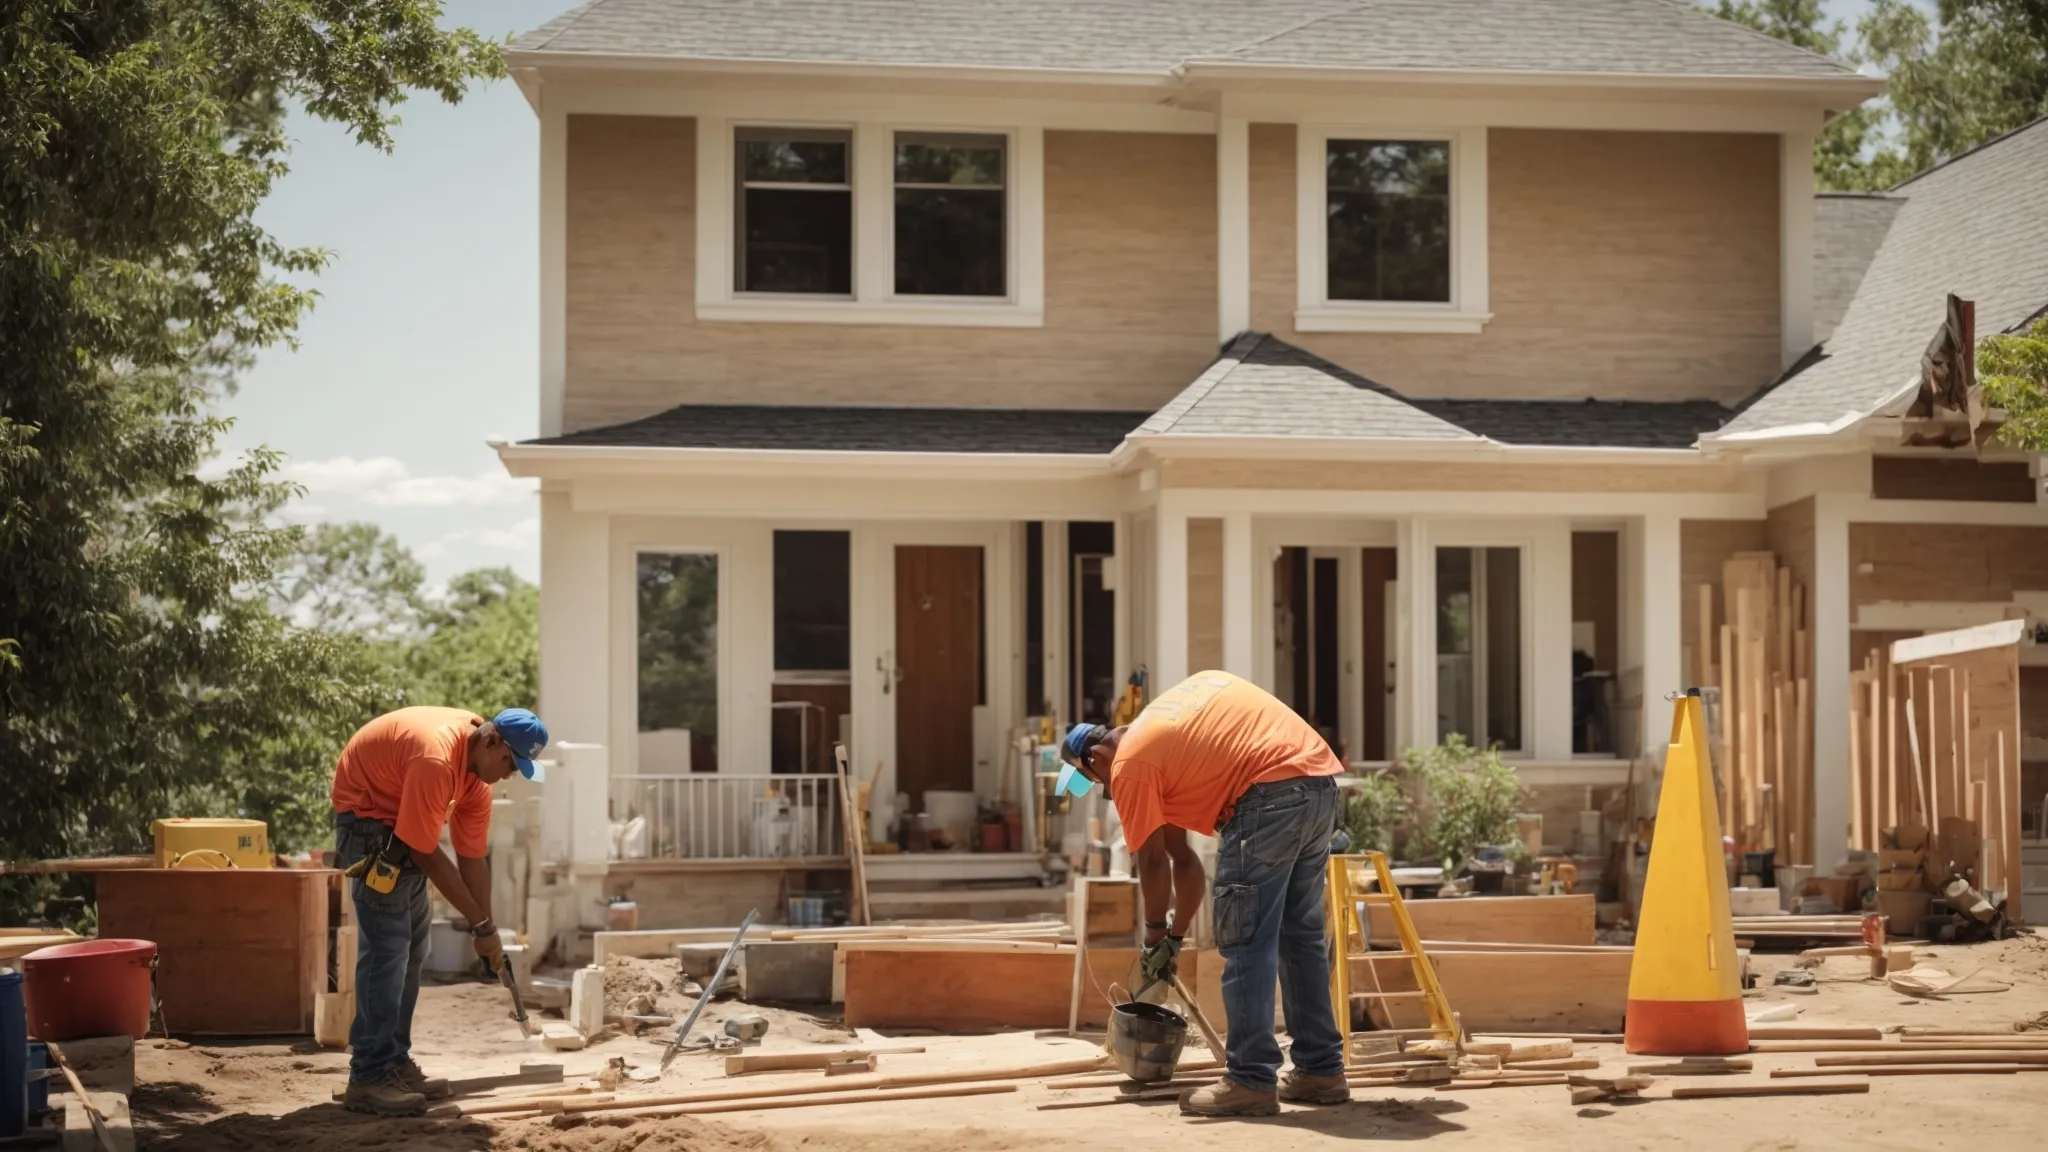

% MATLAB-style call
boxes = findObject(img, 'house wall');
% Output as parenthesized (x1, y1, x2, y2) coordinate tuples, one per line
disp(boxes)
(1848, 524, 2048, 608)
(1248, 123, 1781, 403)
(563, 116, 1219, 431)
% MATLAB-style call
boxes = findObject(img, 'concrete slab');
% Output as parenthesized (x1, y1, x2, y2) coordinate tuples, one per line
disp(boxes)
(740, 941, 836, 1004)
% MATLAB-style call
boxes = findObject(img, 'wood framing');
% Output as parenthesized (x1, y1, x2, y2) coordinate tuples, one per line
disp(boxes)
(1351, 949, 1631, 1034)
(1362, 894, 1596, 947)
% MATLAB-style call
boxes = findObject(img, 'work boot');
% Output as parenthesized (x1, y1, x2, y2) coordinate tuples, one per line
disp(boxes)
(394, 1058, 452, 1101)
(1278, 1069, 1350, 1105)
(1179, 1078, 1281, 1117)
(343, 1070, 427, 1117)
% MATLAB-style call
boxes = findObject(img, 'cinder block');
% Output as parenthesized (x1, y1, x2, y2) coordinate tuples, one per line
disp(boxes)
(570, 966, 606, 1036)
(740, 941, 836, 1004)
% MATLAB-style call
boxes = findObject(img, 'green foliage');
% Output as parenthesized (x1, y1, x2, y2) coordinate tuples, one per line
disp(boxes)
(0, 2, 501, 921)
(636, 554, 720, 740)
(1708, 0, 1890, 191)
(1400, 736, 1529, 874)
(1342, 771, 1407, 856)
(1982, 316, 2048, 452)
(403, 567, 540, 718)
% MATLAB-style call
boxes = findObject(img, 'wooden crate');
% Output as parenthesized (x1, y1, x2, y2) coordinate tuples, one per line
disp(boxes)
(96, 868, 334, 1035)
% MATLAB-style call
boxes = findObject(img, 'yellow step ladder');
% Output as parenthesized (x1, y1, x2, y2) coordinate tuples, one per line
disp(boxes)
(1325, 852, 1459, 1064)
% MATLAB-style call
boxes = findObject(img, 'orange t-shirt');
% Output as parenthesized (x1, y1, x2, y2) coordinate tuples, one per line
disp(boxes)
(330, 707, 495, 858)
(1110, 671, 1343, 852)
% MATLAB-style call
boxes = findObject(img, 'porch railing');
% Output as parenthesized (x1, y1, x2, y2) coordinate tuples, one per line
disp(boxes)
(607, 773, 842, 861)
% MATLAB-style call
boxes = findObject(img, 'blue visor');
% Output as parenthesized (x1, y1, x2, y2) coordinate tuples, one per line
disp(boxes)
(1055, 763, 1094, 798)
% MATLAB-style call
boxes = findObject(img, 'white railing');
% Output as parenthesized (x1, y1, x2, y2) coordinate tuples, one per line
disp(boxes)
(607, 773, 843, 861)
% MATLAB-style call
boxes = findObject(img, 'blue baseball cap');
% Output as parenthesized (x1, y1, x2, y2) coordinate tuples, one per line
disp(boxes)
(1057, 724, 1105, 797)
(493, 708, 550, 782)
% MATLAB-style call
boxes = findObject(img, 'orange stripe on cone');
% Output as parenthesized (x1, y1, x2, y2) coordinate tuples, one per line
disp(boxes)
(1625, 997, 1749, 1056)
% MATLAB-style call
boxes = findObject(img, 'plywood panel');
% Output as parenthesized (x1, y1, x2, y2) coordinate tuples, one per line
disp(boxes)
(1187, 518, 1222, 673)
(1849, 524, 2048, 608)
(96, 869, 331, 1035)
(564, 118, 1218, 430)
(1363, 894, 1596, 947)
(1352, 949, 1630, 1033)
(842, 946, 1212, 1030)
(1250, 124, 1781, 404)
(1162, 460, 1749, 494)
(1872, 457, 2040, 503)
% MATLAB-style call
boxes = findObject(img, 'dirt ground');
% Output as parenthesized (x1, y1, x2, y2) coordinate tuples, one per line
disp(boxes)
(131, 933, 2048, 1151)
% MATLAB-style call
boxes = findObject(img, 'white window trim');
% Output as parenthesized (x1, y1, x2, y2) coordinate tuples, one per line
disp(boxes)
(696, 117, 1044, 328)
(1424, 525, 1536, 759)
(1295, 124, 1490, 335)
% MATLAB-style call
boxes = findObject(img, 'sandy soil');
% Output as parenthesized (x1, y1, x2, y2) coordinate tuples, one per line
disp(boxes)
(131, 934, 2048, 1151)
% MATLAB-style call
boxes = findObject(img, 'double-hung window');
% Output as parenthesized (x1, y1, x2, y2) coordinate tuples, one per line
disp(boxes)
(700, 119, 1043, 327)
(1297, 126, 1490, 334)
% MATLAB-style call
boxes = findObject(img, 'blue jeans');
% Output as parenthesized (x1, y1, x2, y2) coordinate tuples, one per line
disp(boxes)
(334, 813, 430, 1086)
(1211, 777, 1345, 1092)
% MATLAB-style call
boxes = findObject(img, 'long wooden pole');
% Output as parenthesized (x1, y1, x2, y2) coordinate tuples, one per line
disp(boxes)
(1904, 673, 1929, 827)
(1719, 622, 1736, 836)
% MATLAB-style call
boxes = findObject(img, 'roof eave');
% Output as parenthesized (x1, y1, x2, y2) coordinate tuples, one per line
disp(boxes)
(1117, 434, 1714, 466)
(1699, 371, 1922, 459)
(1177, 61, 1884, 102)
(503, 48, 1172, 87)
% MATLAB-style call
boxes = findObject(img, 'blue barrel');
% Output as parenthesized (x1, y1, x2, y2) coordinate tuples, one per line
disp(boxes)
(0, 967, 26, 1138)
(26, 1043, 46, 1119)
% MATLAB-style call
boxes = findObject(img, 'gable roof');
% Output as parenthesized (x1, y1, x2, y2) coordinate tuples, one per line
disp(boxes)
(1135, 333, 1477, 442)
(1716, 117, 2048, 442)
(513, 0, 1861, 84)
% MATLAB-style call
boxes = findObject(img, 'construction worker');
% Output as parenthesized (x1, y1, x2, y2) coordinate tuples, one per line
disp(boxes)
(330, 705, 549, 1116)
(1058, 671, 1345, 1117)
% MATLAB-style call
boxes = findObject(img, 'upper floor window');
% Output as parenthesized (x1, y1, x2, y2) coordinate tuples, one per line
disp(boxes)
(700, 117, 1044, 328)
(894, 133, 1006, 298)
(735, 128, 852, 295)
(1297, 125, 1490, 334)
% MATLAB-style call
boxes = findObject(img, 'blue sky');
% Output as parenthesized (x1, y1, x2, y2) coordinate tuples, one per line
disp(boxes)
(221, 0, 1883, 586)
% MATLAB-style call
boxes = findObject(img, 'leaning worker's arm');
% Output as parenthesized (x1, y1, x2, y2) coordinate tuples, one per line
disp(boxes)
(416, 846, 488, 927)
(1137, 829, 1174, 943)
(456, 853, 493, 930)
(1136, 827, 1207, 943)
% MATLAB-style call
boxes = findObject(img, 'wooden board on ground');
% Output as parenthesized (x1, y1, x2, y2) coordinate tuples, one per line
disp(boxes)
(96, 868, 333, 1035)
(844, 946, 1223, 1032)
(1365, 895, 1596, 947)
(1353, 950, 1630, 1034)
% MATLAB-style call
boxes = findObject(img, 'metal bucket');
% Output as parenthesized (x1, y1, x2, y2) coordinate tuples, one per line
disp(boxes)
(1106, 1000, 1188, 1083)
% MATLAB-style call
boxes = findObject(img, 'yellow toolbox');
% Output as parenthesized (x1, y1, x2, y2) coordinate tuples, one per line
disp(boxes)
(152, 818, 273, 869)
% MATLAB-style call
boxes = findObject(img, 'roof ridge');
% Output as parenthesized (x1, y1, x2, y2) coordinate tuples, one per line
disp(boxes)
(1139, 332, 1267, 435)
(1888, 113, 2048, 193)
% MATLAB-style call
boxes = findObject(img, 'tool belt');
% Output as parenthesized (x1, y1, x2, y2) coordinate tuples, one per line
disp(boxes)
(338, 813, 414, 895)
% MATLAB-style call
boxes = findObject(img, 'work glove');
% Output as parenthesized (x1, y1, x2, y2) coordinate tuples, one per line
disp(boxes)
(1139, 934, 1183, 987)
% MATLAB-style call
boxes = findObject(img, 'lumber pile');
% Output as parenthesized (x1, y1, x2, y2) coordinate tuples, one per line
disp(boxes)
(1697, 551, 1812, 866)
(1351, 949, 1631, 1034)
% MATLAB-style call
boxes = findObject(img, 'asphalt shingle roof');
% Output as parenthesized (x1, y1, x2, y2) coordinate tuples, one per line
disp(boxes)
(1811, 193, 1903, 344)
(1413, 398, 1731, 449)
(1720, 118, 2048, 439)
(1136, 334, 1479, 441)
(527, 405, 1150, 454)
(513, 0, 1858, 80)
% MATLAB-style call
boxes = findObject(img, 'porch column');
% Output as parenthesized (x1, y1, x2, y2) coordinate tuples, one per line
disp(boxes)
(1111, 516, 1130, 698)
(1397, 516, 1434, 752)
(1811, 494, 1851, 871)
(1041, 520, 1069, 717)
(1155, 504, 1190, 689)
(1531, 521, 1575, 761)
(1638, 511, 1683, 762)
(538, 490, 610, 750)
(1217, 116, 1251, 342)
(1221, 512, 1255, 679)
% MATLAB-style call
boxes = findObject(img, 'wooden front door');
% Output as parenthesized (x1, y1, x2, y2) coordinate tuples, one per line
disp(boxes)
(894, 545, 982, 809)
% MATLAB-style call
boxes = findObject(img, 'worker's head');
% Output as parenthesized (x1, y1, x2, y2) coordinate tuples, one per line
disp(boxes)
(469, 708, 551, 784)
(1056, 723, 1125, 800)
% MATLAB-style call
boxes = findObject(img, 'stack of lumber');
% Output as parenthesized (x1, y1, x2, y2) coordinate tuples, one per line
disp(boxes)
(1730, 914, 1869, 941)
(1697, 551, 1812, 865)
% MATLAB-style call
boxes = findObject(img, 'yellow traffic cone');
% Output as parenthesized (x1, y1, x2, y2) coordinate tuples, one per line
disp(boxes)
(1625, 690, 1748, 1055)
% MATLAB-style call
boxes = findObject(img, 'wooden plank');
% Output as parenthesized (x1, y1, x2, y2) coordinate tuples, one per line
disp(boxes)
(96, 868, 331, 1035)
(1772, 1065, 2038, 1078)
(1745, 1026, 1881, 1041)
(1081, 877, 1138, 945)
(1697, 584, 1716, 687)
(1352, 950, 1629, 1034)
(725, 1047, 925, 1075)
(1670, 1080, 1868, 1099)
(333, 925, 358, 996)
(1363, 894, 1595, 947)
(1720, 621, 1736, 836)
(844, 946, 1188, 1031)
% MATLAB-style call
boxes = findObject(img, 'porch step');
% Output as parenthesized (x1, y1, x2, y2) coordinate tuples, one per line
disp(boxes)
(864, 851, 1052, 885)
(865, 885, 1066, 922)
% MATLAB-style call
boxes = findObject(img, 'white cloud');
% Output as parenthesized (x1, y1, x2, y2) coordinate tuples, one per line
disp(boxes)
(418, 516, 540, 559)
(284, 455, 535, 507)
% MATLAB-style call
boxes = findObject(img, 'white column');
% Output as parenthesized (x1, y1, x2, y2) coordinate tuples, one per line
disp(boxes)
(1111, 516, 1130, 698)
(1780, 131, 1816, 369)
(1154, 506, 1190, 690)
(1221, 512, 1255, 679)
(1531, 522, 1575, 761)
(1041, 520, 1069, 717)
(1638, 512, 1683, 761)
(1397, 517, 1435, 752)
(725, 525, 775, 775)
(1216, 116, 1251, 342)
(538, 491, 609, 749)
(1336, 547, 1364, 763)
(538, 101, 567, 438)
(1811, 493, 1851, 871)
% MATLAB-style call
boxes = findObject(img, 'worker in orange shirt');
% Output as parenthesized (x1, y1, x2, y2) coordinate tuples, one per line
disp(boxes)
(330, 705, 548, 1116)
(1058, 671, 1345, 1117)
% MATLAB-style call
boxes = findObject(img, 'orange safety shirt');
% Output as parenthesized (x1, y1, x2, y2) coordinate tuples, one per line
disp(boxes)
(1110, 671, 1344, 853)
(330, 706, 495, 858)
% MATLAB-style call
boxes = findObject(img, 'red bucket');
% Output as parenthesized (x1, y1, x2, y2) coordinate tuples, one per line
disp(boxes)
(22, 939, 156, 1041)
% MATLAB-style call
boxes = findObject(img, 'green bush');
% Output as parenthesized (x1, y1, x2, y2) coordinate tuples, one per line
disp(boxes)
(1400, 735, 1528, 874)
(1342, 771, 1406, 855)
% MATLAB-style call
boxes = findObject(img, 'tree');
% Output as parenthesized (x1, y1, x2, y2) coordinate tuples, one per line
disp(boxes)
(277, 521, 428, 638)
(404, 567, 540, 718)
(1861, 0, 2048, 179)
(0, 3, 501, 917)
(1982, 316, 2048, 452)
(1709, 0, 1891, 190)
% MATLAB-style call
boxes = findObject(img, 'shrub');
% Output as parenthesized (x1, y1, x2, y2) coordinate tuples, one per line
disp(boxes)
(1401, 735, 1528, 874)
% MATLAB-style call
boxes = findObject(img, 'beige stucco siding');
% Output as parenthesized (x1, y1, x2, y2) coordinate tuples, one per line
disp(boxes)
(564, 116, 1219, 432)
(1249, 123, 1782, 404)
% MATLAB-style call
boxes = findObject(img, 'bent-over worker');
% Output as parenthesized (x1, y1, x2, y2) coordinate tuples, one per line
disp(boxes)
(330, 705, 549, 1115)
(1058, 670, 1345, 1117)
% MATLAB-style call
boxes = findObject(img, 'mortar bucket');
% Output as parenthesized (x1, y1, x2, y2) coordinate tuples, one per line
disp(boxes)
(1106, 1000, 1188, 1083)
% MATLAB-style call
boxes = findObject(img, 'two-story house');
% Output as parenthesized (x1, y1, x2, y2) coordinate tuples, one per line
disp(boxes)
(495, 0, 2048, 924)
